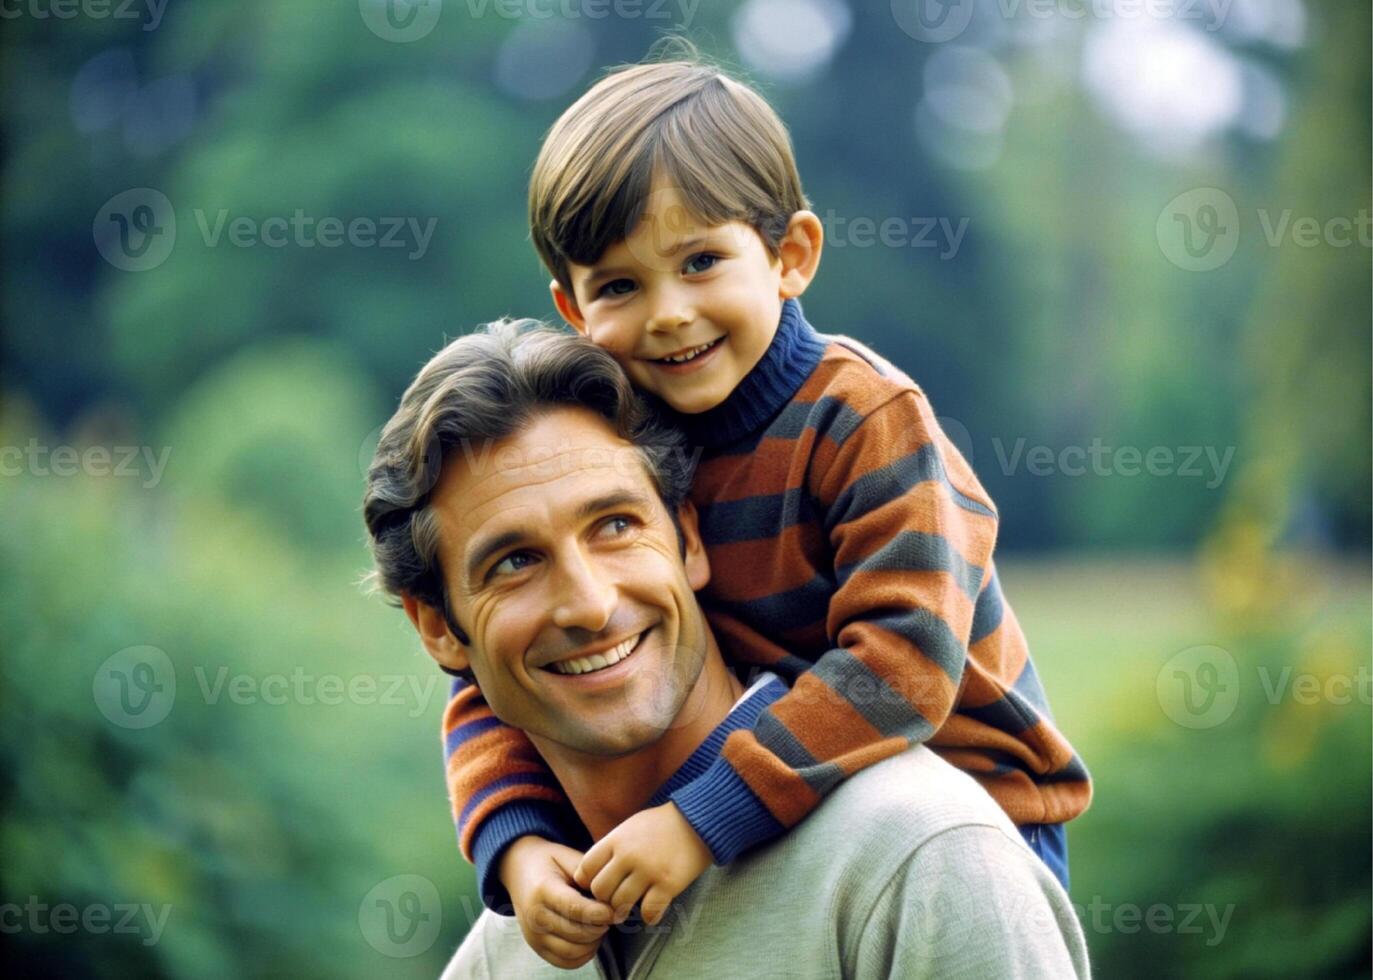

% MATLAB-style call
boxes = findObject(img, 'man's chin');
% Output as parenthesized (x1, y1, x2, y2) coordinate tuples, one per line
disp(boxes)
(557, 712, 681, 757)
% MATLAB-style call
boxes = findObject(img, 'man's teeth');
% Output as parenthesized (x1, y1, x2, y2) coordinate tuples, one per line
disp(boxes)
(660, 339, 718, 364)
(549, 634, 640, 675)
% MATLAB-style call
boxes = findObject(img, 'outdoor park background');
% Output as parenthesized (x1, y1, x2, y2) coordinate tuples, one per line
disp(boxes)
(2, 1, 1369, 977)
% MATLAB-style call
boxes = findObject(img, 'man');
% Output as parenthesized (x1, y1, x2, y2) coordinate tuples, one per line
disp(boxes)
(362, 319, 1091, 979)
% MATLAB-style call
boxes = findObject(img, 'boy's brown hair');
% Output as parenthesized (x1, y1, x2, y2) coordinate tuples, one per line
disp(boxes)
(529, 45, 809, 293)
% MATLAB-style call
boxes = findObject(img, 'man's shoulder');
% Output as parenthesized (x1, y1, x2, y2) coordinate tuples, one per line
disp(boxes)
(803, 745, 1021, 857)
(728, 746, 1030, 906)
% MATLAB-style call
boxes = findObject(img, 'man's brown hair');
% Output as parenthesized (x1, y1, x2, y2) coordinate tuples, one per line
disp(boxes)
(529, 45, 809, 293)
(362, 319, 693, 623)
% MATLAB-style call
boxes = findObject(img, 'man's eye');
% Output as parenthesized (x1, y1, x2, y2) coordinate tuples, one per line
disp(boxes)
(598, 278, 635, 298)
(683, 253, 718, 274)
(598, 516, 635, 538)
(490, 552, 536, 578)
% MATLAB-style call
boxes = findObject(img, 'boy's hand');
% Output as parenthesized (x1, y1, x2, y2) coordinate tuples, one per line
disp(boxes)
(499, 835, 616, 971)
(573, 803, 712, 926)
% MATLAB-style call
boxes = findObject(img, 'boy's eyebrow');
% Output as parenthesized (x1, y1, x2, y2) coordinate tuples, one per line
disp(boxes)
(580, 236, 712, 291)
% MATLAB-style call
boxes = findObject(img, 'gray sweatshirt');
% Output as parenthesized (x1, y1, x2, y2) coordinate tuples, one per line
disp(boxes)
(441, 741, 1091, 979)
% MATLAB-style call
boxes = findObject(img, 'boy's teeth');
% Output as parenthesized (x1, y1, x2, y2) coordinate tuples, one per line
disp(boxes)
(549, 634, 640, 675)
(661, 340, 716, 363)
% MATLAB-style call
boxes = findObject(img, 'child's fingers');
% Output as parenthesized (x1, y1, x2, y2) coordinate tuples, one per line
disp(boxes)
(606, 870, 650, 919)
(529, 907, 610, 945)
(573, 839, 612, 889)
(545, 886, 615, 930)
(639, 883, 674, 926)
(531, 933, 602, 970)
(587, 858, 631, 905)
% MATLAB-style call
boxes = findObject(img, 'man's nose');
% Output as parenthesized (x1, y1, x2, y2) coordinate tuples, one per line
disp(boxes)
(549, 546, 616, 633)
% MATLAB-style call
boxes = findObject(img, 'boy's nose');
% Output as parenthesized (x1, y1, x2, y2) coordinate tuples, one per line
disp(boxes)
(645, 291, 692, 335)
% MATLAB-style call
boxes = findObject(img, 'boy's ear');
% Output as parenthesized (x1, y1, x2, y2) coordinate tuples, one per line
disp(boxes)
(675, 499, 711, 592)
(550, 279, 587, 334)
(777, 210, 824, 301)
(401, 593, 471, 674)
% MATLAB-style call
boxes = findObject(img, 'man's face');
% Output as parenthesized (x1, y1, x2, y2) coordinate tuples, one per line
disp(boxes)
(556, 181, 787, 416)
(429, 407, 713, 756)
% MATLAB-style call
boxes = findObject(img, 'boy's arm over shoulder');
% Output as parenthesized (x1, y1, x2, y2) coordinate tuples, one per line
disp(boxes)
(669, 355, 1002, 857)
(443, 676, 586, 913)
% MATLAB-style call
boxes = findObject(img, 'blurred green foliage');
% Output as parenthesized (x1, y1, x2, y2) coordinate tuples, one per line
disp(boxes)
(2, 1, 1368, 977)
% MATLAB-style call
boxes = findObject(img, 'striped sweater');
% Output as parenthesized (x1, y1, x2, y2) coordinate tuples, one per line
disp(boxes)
(443, 299, 1092, 910)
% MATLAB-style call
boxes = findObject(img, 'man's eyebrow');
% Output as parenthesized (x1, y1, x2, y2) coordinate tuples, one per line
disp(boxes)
(464, 491, 653, 582)
(465, 530, 527, 584)
(575, 490, 653, 521)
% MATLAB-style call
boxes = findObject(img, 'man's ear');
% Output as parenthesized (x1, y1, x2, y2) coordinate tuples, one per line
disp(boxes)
(777, 210, 823, 300)
(402, 593, 471, 674)
(676, 499, 711, 592)
(550, 279, 587, 334)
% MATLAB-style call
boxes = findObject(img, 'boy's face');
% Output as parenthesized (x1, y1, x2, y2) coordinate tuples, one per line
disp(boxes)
(553, 182, 813, 415)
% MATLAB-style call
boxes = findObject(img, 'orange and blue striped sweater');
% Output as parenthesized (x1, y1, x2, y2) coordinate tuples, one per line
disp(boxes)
(443, 299, 1092, 910)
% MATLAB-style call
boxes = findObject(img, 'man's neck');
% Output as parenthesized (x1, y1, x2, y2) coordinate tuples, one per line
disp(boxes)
(529, 654, 745, 840)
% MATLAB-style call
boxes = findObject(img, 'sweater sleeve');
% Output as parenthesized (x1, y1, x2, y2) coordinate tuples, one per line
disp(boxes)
(442, 676, 588, 913)
(670, 389, 998, 861)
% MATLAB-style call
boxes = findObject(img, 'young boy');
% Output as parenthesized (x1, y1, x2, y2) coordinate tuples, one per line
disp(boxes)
(442, 51, 1092, 969)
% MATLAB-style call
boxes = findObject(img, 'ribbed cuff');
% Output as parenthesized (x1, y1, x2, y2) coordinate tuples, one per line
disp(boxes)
(668, 757, 785, 865)
(471, 802, 589, 915)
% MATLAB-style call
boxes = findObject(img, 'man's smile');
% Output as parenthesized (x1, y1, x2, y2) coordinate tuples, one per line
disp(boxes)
(542, 628, 651, 677)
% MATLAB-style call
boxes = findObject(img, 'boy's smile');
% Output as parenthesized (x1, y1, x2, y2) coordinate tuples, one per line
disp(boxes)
(552, 181, 821, 415)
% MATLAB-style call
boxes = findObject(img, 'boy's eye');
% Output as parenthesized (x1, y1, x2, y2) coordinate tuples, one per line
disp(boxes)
(490, 551, 537, 578)
(683, 253, 718, 274)
(598, 278, 636, 298)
